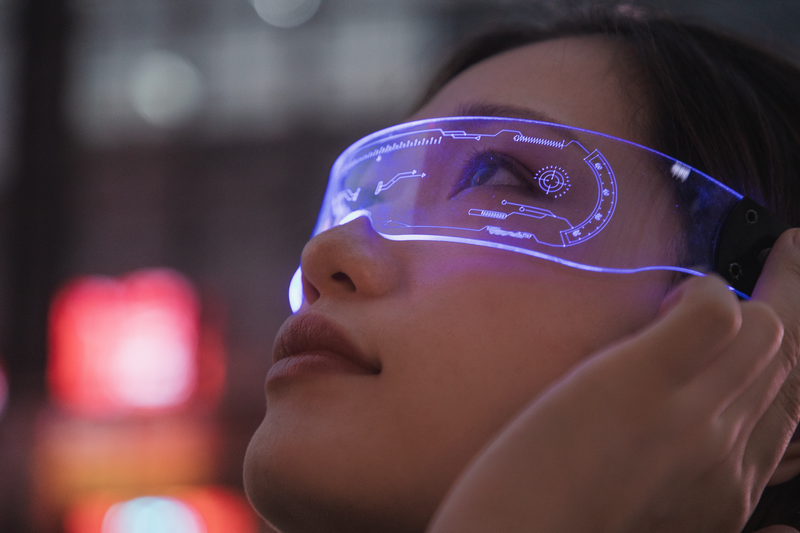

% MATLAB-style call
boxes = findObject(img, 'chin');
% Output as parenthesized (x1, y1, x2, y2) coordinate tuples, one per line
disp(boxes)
(244, 417, 435, 533)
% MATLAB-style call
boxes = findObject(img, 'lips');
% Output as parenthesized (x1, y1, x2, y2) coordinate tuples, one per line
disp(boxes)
(271, 313, 380, 376)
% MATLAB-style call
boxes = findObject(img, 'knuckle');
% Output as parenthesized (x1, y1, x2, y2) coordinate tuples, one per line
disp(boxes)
(783, 247, 800, 280)
(716, 477, 751, 530)
(687, 280, 741, 340)
(722, 468, 759, 526)
(743, 302, 785, 349)
(775, 370, 800, 429)
(781, 316, 800, 368)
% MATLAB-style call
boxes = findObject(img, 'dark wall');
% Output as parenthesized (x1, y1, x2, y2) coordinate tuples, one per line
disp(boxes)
(0, 1, 798, 531)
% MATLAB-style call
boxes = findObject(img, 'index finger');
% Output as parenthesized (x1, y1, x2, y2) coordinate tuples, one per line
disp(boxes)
(744, 228, 800, 473)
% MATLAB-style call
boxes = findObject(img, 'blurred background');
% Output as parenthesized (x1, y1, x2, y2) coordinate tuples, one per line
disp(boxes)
(0, 0, 797, 531)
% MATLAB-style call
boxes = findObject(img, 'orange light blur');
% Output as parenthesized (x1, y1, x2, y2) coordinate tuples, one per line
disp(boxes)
(42, 268, 236, 531)
(33, 414, 219, 502)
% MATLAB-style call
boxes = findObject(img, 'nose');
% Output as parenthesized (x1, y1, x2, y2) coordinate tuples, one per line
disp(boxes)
(297, 217, 401, 308)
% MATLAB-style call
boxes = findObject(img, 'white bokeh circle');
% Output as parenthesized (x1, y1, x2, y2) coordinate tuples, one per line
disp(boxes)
(252, 0, 322, 28)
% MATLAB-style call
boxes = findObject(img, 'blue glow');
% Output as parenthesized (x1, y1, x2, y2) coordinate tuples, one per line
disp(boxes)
(338, 209, 371, 226)
(102, 497, 205, 533)
(377, 232, 749, 300)
(296, 117, 757, 302)
(315, 117, 739, 274)
(330, 116, 744, 200)
(289, 266, 303, 313)
(375, 170, 426, 194)
(377, 231, 704, 276)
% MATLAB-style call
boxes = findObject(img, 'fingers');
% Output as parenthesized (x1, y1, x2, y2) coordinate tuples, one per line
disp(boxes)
(742, 229, 800, 477)
(617, 275, 741, 388)
(696, 301, 783, 420)
(753, 229, 800, 366)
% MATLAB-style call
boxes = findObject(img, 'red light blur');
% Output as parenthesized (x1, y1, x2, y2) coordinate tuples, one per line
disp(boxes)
(48, 269, 211, 416)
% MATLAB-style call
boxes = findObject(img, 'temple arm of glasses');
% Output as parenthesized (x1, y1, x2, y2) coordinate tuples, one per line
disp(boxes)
(715, 196, 792, 297)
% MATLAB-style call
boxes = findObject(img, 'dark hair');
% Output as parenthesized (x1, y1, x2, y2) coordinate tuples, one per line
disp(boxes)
(421, 9, 800, 228)
(420, 7, 800, 532)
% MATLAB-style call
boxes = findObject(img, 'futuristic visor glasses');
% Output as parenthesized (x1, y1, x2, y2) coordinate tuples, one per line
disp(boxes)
(290, 116, 789, 310)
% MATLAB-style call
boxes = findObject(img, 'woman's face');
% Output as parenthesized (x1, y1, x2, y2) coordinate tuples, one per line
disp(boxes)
(245, 36, 677, 533)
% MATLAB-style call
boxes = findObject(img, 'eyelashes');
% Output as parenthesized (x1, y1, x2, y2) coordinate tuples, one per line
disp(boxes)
(449, 148, 538, 198)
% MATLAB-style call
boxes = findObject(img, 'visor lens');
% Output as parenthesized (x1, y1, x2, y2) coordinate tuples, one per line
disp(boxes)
(316, 117, 742, 275)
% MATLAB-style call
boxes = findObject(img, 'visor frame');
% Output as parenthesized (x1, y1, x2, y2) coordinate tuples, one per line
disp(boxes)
(303, 116, 787, 301)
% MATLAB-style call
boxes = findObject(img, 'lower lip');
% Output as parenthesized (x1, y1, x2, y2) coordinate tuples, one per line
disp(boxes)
(266, 353, 376, 384)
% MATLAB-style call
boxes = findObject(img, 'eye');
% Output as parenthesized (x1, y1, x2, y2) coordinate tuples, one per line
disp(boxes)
(450, 150, 537, 198)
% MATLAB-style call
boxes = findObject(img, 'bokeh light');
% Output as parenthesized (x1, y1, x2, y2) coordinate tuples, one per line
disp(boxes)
(64, 487, 258, 533)
(252, 0, 321, 28)
(33, 414, 218, 503)
(129, 51, 203, 127)
(102, 497, 205, 533)
(48, 269, 201, 416)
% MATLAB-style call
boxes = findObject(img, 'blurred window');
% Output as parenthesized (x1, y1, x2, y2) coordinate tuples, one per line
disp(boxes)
(67, 0, 436, 144)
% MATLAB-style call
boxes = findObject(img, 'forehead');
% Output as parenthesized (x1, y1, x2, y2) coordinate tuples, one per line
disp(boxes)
(409, 36, 680, 267)
(416, 36, 646, 145)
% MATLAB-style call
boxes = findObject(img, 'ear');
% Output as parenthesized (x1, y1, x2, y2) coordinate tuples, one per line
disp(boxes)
(768, 427, 800, 486)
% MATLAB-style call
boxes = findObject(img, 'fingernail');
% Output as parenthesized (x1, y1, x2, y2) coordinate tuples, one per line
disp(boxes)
(794, 228, 800, 249)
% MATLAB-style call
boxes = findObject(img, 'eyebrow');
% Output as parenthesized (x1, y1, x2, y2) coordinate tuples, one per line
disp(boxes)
(455, 102, 564, 125)
(456, 101, 580, 143)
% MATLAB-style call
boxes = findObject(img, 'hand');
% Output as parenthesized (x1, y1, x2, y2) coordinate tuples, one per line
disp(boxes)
(427, 229, 800, 533)
(747, 229, 800, 488)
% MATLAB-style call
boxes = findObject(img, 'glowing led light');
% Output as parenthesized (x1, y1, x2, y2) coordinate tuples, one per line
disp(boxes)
(102, 497, 206, 533)
(129, 51, 203, 127)
(338, 209, 371, 226)
(288, 266, 303, 313)
(251, 0, 321, 28)
(48, 269, 201, 416)
(671, 161, 691, 182)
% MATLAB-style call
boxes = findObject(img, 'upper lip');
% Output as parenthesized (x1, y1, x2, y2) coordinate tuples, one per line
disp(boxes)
(272, 313, 381, 374)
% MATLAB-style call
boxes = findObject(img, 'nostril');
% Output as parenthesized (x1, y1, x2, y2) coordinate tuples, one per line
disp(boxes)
(332, 272, 356, 292)
(302, 275, 321, 304)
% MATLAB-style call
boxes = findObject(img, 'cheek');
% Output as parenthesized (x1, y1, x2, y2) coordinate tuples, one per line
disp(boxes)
(243, 251, 671, 530)
(387, 261, 668, 444)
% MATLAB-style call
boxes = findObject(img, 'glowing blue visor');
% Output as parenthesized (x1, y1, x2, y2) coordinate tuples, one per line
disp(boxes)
(290, 116, 788, 309)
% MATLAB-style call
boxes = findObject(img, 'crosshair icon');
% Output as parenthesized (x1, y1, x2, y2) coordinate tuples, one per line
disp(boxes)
(535, 165, 571, 197)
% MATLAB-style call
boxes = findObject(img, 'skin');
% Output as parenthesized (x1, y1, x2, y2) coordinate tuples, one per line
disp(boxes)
(244, 37, 800, 533)
(427, 247, 800, 533)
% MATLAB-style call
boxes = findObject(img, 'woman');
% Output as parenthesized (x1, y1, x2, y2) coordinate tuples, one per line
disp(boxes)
(244, 8, 800, 533)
